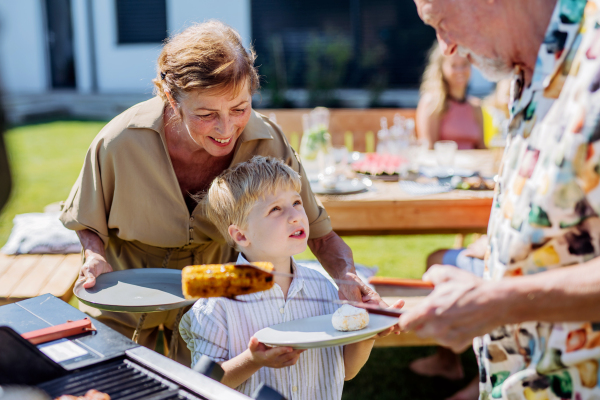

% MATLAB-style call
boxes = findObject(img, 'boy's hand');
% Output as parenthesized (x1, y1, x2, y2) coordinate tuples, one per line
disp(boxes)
(248, 337, 305, 368)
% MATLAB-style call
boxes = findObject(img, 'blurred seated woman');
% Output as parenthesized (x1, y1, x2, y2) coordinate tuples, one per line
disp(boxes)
(416, 42, 484, 150)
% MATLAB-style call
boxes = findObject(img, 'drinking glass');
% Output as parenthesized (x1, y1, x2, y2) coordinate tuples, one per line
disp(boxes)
(434, 140, 458, 171)
(332, 146, 348, 168)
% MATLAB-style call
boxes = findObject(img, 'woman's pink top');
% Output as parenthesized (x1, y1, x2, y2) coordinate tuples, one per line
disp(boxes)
(438, 99, 482, 149)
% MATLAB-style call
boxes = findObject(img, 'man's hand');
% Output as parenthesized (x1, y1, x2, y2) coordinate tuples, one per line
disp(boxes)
(345, 273, 404, 338)
(79, 255, 113, 288)
(247, 337, 305, 368)
(398, 265, 504, 352)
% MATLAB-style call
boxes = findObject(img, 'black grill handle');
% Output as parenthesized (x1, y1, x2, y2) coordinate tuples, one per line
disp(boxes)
(251, 383, 287, 400)
(192, 355, 225, 382)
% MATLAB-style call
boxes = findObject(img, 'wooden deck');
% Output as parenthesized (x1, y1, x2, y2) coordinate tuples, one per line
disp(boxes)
(0, 253, 81, 306)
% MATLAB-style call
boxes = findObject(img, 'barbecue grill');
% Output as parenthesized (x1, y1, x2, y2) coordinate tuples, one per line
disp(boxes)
(0, 294, 281, 400)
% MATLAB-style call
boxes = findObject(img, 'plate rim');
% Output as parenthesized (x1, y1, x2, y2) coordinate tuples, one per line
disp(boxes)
(73, 268, 194, 313)
(311, 180, 367, 195)
(254, 313, 398, 349)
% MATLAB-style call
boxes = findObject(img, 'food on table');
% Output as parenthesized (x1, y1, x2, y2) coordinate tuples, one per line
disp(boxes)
(351, 153, 407, 176)
(452, 175, 496, 190)
(332, 304, 369, 331)
(55, 389, 111, 400)
(182, 262, 274, 299)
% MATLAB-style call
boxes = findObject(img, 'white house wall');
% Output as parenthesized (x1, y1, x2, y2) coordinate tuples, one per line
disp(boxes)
(0, 0, 47, 94)
(71, 0, 93, 93)
(89, 0, 252, 94)
(91, 0, 162, 94)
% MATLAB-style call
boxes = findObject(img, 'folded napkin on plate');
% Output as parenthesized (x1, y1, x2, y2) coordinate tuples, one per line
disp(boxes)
(1, 212, 81, 255)
(399, 180, 453, 196)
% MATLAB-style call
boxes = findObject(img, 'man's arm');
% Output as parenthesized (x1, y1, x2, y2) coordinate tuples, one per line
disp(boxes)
(307, 231, 361, 302)
(398, 259, 600, 352)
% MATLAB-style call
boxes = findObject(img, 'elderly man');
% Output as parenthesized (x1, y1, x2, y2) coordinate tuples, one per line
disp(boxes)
(401, 0, 600, 399)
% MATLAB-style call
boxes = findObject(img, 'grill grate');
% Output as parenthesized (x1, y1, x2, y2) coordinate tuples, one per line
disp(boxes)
(38, 358, 203, 400)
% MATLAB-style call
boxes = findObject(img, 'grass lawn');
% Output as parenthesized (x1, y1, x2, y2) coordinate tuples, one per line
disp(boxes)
(1, 121, 477, 399)
(0, 121, 107, 245)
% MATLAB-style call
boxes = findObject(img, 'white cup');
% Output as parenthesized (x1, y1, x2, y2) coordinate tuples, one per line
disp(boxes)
(434, 140, 458, 168)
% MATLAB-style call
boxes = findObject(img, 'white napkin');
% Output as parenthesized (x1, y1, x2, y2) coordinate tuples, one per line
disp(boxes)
(1, 212, 81, 255)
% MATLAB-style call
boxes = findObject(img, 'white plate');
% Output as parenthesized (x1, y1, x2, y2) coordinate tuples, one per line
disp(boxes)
(311, 180, 367, 195)
(419, 166, 476, 178)
(254, 313, 398, 349)
(74, 269, 196, 313)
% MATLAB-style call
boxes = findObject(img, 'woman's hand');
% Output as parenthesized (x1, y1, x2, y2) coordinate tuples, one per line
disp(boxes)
(308, 231, 363, 302)
(398, 265, 505, 352)
(76, 229, 112, 288)
(247, 337, 305, 368)
(346, 273, 405, 338)
(79, 254, 113, 289)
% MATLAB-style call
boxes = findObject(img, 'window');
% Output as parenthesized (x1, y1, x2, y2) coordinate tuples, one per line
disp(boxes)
(116, 0, 167, 44)
(251, 0, 436, 89)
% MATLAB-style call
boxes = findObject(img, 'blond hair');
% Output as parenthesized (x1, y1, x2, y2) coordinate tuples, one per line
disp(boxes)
(206, 156, 302, 249)
(153, 20, 260, 103)
(419, 42, 449, 115)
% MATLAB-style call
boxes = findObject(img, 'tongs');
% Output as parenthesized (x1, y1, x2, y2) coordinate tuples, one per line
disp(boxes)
(230, 294, 405, 317)
(210, 263, 435, 318)
(231, 264, 431, 318)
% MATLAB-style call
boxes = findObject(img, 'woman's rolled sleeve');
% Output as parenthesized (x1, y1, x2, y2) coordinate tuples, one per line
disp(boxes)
(179, 299, 229, 367)
(59, 138, 112, 246)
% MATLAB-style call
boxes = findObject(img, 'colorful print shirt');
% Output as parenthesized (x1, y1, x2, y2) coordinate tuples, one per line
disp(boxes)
(478, 0, 600, 399)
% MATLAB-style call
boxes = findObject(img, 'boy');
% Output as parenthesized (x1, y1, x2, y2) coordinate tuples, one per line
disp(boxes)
(179, 156, 375, 399)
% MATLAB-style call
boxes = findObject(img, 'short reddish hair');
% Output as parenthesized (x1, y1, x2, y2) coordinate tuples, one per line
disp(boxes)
(153, 20, 260, 103)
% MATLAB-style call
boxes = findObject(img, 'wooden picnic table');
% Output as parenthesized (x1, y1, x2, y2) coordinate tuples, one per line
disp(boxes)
(0, 253, 80, 306)
(314, 149, 498, 235)
(374, 296, 437, 347)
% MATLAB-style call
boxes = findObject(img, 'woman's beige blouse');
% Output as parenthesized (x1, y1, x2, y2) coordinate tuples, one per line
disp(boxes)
(59, 97, 332, 271)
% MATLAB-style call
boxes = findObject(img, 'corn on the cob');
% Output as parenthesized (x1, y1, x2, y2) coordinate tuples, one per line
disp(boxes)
(182, 262, 274, 299)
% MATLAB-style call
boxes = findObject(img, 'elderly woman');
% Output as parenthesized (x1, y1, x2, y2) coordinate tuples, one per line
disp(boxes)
(416, 42, 484, 150)
(60, 21, 368, 365)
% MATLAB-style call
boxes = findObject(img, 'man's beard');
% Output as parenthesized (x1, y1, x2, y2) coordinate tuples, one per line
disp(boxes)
(457, 45, 513, 82)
